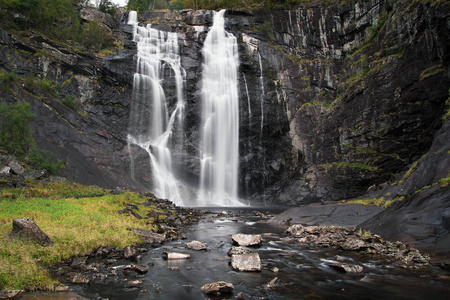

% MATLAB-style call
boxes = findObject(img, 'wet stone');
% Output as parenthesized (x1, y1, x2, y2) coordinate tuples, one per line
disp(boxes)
(201, 281, 234, 295)
(227, 246, 252, 256)
(231, 234, 262, 247)
(71, 256, 88, 269)
(328, 263, 364, 273)
(231, 253, 262, 272)
(162, 252, 190, 260)
(186, 240, 207, 251)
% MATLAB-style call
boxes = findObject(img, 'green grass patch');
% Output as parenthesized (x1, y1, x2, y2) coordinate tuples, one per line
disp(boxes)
(344, 195, 405, 208)
(321, 161, 378, 172)
(439, 172, 450, 189)
(0, 181, 163, 291)
(420, 64, 445, 81)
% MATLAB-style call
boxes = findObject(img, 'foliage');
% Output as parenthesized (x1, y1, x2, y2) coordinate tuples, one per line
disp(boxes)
(444, 92, 450, 122)
(79, 19, 115, 51)
(99, 0, 118, 15)
(321, 161, 378, 172)
(0, 181, 165, 290)
(0, 0, 81, 41)
(0, 70, 19, 91)
(127, 0, 167, 13)
(439, 172, 450, 189)
(61, 95, 78, 110)
(27, 147, 64, 174)
(0, 102, 35, 157)
(168, 0, 184, 10)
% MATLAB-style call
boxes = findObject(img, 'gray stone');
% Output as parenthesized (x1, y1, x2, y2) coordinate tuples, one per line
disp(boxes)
(231, 234, 262, 247)
(9, 218, 53, 246)
(328, 263, 364, 273)
(231, 253, 261, 272)
(162, 252, 190, 260)
(0, 290, 25, 300)
(7, 160, 24, 175)
(71, 274, 89, 284)
(227, 246, 252, 256)
(200, 281, 234, 295)
(71, 256, 88, 269)
(127, 280, 143, 288)
(123, 246, 138, 259)
(186, 240, 207, 251)
(0, 166, 10, 174)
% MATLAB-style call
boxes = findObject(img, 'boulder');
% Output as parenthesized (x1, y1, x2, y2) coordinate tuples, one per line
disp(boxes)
(123, 246, 138, 259)
(9, 218, 53, 246)
(130, 228, 165, 245)
(71, 256, 88, 269)
(71, 274, 89, 284)
(124, 263, 149, 275)
(127, 280, 143, 288)
(231, 234, 262, 247)
(201, 281, 234, 295)
(231, 253, 261, 272)
(0, 166, 10, 174)
(186, 240, 207, 251)
(162, 252, 190, 260)
(0, 290, 25, 300)
(341, 238, 365, 251)
(7, 160, 24, 175)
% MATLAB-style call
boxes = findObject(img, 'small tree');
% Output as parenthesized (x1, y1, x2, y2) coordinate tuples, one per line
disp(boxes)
(0, 102, 35, 157)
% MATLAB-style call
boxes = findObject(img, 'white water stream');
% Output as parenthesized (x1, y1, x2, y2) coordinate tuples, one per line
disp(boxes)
(199, 10, 244, 206)
(127, 13, 186, 206)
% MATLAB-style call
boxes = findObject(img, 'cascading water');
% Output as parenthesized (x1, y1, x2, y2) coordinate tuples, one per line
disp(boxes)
(199, 10, 244, 206)
(258, 52, 267, 202)
(127, 12, 186, 206)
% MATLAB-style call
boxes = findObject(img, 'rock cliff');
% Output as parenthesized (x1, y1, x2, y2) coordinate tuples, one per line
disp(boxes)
(0, 1, 448, 210)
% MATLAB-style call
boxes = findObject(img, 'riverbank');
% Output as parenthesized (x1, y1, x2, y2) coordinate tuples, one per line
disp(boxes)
(0, 178, 200, 292)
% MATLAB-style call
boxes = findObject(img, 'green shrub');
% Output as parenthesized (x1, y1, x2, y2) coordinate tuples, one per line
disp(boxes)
(27, 147, 64, 174)
(61, 95, 78, 110)
(0, 102, 35, 157)
(168, 0, 184, 10)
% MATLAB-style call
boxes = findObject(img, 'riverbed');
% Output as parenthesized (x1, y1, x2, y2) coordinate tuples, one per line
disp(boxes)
(23, 208, 450, 300)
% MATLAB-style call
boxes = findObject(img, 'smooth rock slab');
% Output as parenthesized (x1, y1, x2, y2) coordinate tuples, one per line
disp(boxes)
(231, 253, 261, 272)
(231, 234, 262, 247)
(186, 240, 207, 251)
(9, 217, 53, 246)
(201, 281, 234, 295)
(162, 252, 190, 260)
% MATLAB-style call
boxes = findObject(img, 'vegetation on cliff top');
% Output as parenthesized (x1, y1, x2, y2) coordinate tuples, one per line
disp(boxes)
(0, 180, 165, 291)
(0, 0, 116, 52)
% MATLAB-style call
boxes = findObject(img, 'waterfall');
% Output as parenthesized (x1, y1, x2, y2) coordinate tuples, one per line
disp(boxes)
(199, 10, 244, 206)
(258, 52, 267, 203)
(127, 13, 186, 206)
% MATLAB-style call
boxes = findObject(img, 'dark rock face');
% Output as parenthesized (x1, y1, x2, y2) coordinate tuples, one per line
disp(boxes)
(0, 1, 448, 208)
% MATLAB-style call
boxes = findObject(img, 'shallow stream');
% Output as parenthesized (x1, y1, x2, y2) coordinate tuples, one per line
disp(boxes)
(24, 208, 449, 300)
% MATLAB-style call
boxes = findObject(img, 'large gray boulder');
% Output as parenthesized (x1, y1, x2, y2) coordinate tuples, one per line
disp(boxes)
(9, 218, 53, 246)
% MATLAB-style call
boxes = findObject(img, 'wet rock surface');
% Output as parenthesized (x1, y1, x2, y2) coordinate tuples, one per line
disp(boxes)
(286, 224, 431, 268)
